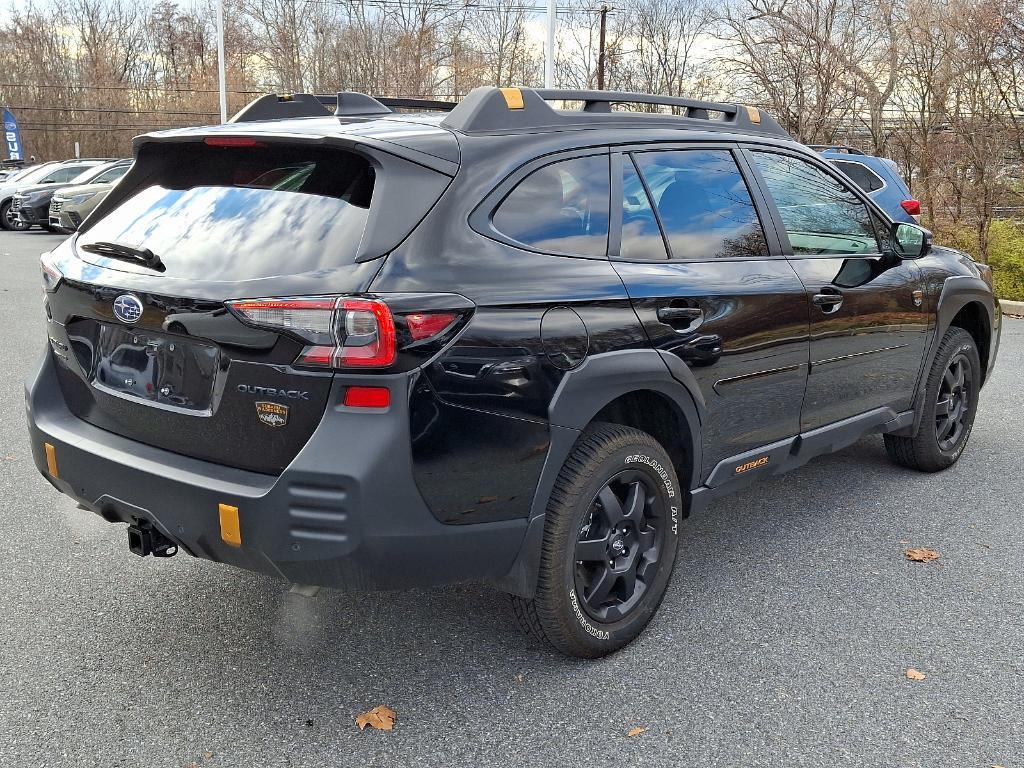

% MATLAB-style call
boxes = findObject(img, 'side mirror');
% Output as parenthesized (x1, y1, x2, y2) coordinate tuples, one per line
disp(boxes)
(891, 222, 931, 259)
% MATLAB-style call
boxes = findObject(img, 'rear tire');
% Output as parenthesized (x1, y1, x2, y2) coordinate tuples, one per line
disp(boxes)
(511, 423, 681, 658)
(884, 327, 980, 472)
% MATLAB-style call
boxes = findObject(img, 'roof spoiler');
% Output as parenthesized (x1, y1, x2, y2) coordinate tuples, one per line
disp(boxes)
(230, 92, 458, 122)
(440, 87, 790, 138)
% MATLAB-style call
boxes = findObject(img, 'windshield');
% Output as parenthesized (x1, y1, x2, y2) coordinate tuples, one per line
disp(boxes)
(77, 146, 375, 280)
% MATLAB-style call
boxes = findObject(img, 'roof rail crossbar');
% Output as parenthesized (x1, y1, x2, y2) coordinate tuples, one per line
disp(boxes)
(441, 86, 790, 139)
(377, 97, 458, 112)
(808, 144, 866, 155)
(230, 93, 335, 122)
(230, 92, 458, 122)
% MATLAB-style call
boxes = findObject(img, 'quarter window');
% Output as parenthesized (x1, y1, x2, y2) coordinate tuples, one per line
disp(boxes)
(752, 152, 879, 256)
(492, 154, 610, 257)
(632, 149, 768, 260)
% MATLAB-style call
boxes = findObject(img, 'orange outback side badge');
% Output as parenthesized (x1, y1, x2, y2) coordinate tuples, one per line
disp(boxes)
(500, 88, 525, 110)
(44, 442, 58, 477)
(219, 503, 242, 547)
(735, 455, 769, 474)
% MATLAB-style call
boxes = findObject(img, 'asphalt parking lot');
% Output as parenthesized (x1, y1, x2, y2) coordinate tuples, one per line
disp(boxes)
(0, 229, 1021, 767)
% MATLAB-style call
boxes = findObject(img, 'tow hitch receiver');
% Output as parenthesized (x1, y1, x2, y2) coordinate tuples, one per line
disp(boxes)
(127, 521, 178, 558)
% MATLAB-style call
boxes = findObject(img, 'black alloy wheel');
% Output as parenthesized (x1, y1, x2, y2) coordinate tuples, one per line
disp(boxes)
(574, 471, 665, 623)
(934, 352, 973, 452)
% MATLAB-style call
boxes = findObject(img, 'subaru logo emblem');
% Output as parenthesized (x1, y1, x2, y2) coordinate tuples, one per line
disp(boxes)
(112, 294, 144, 324)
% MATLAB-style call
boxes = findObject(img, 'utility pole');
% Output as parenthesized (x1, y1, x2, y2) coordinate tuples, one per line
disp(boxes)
(545, 0, 556, 87)
(597, 4, 609, 90)
(216, 0, 228, 123)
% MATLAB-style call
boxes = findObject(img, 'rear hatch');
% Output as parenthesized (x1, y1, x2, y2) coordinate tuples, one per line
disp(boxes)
(44, 132, 457, 474)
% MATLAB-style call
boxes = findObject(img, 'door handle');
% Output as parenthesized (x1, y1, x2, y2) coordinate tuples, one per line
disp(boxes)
(812, 291, 844, 312)
(657, 306, 703, 324)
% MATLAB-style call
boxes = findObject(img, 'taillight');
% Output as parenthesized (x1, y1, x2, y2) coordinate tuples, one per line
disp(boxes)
(40, 251, 63, 293)
(227, 296, 396, 368)
(901, 199, 922, 217)
(226, 295, 468, 371)
(406, 312, 457, 341)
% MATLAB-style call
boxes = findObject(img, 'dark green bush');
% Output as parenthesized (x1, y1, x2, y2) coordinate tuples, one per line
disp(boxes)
(987, 220, 1024, 302)
(939, 220, 1024, 302)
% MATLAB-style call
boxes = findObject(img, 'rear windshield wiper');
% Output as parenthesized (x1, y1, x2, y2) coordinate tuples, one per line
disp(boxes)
(79, 240, 165, 272)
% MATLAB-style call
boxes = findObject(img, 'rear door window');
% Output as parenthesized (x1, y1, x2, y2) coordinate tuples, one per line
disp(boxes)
(632, 149, 769, 260)
(77, 145, 375, 279)
(491, 154, 609, 257)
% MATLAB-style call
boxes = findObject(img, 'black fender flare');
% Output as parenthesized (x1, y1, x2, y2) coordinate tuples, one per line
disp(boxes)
(493, 349, 704, 597)
(906, 275, 996, 436)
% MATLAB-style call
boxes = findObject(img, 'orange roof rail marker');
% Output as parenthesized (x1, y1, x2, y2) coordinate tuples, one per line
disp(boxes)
(500, 88, 525, 110)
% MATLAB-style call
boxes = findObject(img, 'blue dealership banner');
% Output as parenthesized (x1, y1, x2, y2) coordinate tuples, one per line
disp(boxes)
(3, 108, 24, 161)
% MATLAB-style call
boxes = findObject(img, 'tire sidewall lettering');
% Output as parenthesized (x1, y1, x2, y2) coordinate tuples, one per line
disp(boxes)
(569, 588, 610, 640)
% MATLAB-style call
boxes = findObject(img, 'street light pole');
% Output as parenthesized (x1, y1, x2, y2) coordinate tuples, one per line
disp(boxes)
(545, 0, 555, 88)
(597, 4, 608, 90)
(216, 0, 228, 123)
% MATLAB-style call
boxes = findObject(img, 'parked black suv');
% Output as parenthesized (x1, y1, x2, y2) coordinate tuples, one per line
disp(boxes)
(26, 87, 1000, 657)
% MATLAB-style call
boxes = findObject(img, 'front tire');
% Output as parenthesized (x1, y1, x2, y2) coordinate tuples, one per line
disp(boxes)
(511, 424, 682, 658)
(884, 327, 980, 472)
(0, 200, 20, 231)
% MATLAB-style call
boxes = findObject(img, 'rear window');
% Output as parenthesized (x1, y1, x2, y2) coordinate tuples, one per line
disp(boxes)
(77, 145, 375, 279)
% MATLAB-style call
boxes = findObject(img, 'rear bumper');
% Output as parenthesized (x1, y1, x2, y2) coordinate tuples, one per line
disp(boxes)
(25, 351, 528, 590)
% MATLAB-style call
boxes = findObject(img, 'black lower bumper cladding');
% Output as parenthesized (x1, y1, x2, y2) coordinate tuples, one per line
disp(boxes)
(25, 351, 528, 591)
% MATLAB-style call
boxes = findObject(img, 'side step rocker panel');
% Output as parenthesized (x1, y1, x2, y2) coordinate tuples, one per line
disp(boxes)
(689, 407, 914, 514)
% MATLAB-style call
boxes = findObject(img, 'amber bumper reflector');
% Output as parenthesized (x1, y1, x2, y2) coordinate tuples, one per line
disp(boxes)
(219, 503, 242, 547)
(44, 442, 58, 477)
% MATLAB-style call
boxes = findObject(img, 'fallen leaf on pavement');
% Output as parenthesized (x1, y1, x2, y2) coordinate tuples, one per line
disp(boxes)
(905, 547, 939, 562)
(203, 752, 214, 760)
(905, 668, 926, 681)
(627, 727, 647, 737)
(356, 705, 397, 731)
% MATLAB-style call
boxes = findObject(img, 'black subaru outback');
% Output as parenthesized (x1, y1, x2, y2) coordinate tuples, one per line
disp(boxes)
(26, 87, 1000, 658)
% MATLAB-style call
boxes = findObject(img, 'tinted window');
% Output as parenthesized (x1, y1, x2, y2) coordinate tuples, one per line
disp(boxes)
(633, 149, 768, 260)
(620, 156, 668, 260)
(77, 146, 374, 280)
(832, 160, 884, 193)
(492, 154, 609, 256)
(92, 165, 129, 184)
(753, 152, 878, 256)
(45, 165, 96, 183)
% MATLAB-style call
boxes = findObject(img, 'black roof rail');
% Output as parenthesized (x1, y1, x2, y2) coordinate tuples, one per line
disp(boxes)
(808, 145, 866, 155)
(230, 92, 458, 122)
(440, 86, 790, 138)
